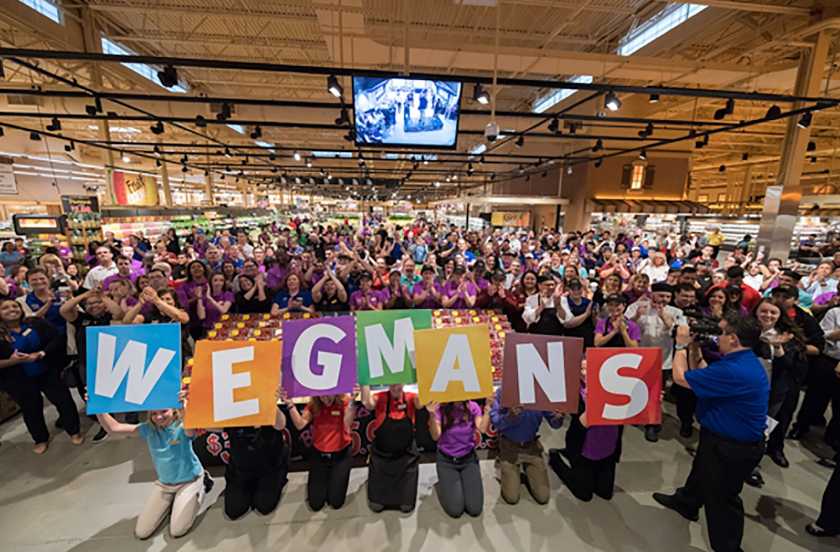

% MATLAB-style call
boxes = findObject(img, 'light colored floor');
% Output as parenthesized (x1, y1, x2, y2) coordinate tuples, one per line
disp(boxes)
(0, 400, 837, 552)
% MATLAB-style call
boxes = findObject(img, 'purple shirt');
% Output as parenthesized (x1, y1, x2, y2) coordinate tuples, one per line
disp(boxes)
(580, 388, 620, 460)
(201, 290, 234, 329)
(266, 266, 287, 290)
(436, 401, 481, 458)
(350, 289, 383, 311)
(412, 281, 442, 309)
(443, 280, 478, 309)
(815, 291, 837, 305)
(102, 272, 135, 291)
(594, 317, 642, 343)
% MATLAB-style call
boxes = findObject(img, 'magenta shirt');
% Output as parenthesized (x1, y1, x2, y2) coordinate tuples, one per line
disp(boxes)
(436, 401, 481, 458)
(412, 281, 443, 308)
(594, 317, 642, 343)
(443, 280, 478, 309)
(350, 289, 383, 311)
(201, 290, 234, 329)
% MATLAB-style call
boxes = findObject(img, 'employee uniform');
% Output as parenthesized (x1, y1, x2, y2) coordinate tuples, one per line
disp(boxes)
(223, 424, 288, 519)
(793, 306, 837, 444)
(435, 401, 484, 518)
(522, 294, 565, 335)
(489, 387, 563, 505)
(367, 391, 420, 512)
(669, 349, 769, 552)
(0, 318, 79, 445)
(549, 389, 623, 502)
(305, 397, 353, 511)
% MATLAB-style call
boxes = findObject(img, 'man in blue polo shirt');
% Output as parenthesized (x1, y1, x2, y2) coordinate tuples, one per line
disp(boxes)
(653, 313, 768, 552)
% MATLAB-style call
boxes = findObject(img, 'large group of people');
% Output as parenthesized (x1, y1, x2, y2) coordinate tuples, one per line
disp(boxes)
(1, 216, 840, 549)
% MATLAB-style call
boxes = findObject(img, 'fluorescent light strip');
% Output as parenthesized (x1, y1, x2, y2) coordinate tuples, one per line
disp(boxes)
(532, 75, 593, 114)
(618, 3, 707, 56)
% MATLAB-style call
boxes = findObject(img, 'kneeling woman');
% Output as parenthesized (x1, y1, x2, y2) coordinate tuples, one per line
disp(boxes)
(361, 384, 424, 513)
(224, 397, 289, 519)
(96, 406, 218, 539)
(428, 399, 492, 518)
(285, 393, 355, 511)
(549, 360, 622, 502)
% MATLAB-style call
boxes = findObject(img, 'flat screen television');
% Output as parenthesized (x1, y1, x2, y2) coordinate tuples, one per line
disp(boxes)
(352, 77, 462, 148)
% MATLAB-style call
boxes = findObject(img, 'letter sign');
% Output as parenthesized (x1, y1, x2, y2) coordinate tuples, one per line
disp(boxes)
(500, 334, 583, 411)
(281, 315, 357, 398)
(415, 325, 494, 404)
(585, 348, 663, 426)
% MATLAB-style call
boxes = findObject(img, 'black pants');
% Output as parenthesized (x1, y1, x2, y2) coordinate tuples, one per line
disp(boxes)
(307, 446, 352, 511)
(816, 461, 840, 532)
(671, 382, 696, 427)
(794, 355, 840, 443)
(767, 374, 800, 455)
(224, 467, 287, 519)
(4, 369, 80, 444)
(549, 450, 616, 502)
(672, 428, 764, 552)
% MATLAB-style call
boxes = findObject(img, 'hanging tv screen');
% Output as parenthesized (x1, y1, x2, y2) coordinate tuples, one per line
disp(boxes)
(352, 77, 462, 148)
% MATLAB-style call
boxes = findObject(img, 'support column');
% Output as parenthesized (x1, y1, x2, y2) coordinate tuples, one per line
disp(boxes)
(205, 172, 215, 207)
(159, 154, 172, 207)
(757, 30, 829, 260)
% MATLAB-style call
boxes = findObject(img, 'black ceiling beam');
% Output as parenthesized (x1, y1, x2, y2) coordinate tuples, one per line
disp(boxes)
(3, 49, 838, 105)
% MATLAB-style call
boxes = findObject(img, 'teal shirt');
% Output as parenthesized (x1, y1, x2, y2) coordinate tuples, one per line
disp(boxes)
(138, 421, 202, 485)
(763, 287, 813, 309)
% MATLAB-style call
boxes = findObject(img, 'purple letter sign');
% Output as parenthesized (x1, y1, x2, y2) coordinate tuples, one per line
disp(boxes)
(281, 315, 357, 398)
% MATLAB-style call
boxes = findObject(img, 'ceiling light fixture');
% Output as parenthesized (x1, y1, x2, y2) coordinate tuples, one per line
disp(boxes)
(547, 118, 559, 134)
(639, 150, 647, 160)
(765, 105, 782, 119)
(648, 93, 660, 104)
(29, 131, 41, 141)
(594, 158, 602, 168)
(515, 135, 524, 148)
(592, 139, 603, 152)
(157, 65, 179, 88)
(797, 112, 813, 129)
(327, 75, 343, 98)
(719, 164, 726, 172)
(473, 83, 490, 105)
(807, 140, 817, 152)
(216, 102, 232, 121)
(293, 150, 301, 161)
(604, 90, 621, 111)
(250, 125, 262, 140)
(46, 117, 61, 132)
(713, 98, 735, 121)
(195, 115, 207, 128)
(741, 153, 749, 161)
(150, 120, 165, 135)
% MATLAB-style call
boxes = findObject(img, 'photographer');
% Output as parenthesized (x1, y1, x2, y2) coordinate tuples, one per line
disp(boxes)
(654, 314, 768, 552)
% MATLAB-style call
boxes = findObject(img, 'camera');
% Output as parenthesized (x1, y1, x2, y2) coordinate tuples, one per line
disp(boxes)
(681, 308, 722, 342)
(484, 121, 499, 142)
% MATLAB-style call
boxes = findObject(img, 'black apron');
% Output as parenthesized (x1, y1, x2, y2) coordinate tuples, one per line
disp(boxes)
(531, 298, 564, 335)
(367, 395, 419, 508)
(226, 426, 289, 482)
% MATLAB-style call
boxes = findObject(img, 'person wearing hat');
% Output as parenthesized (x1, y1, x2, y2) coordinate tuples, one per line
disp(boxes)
(594, 294, 640, 348)
(350, 272, 383, 311)
(522, 274, 566, 336)
(382, 269, 412, 310)
(412, 265, 443, 308)
(558, 279, 595, 348)
(441, 266, 477, 309)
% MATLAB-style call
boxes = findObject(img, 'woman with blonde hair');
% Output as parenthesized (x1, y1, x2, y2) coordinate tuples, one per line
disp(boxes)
(284, 392, 356, 511)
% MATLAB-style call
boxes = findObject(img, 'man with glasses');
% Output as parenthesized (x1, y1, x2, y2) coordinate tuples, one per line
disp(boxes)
(653, 314, 768, 552)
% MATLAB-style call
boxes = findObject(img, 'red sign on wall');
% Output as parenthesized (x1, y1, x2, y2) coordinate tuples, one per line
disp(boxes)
(585, 348, 662, 426)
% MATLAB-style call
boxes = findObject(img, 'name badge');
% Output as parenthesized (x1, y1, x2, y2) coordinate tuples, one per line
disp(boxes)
(22, 328, 32, 337)
(169, 440, 180, 446)
(331, 410, 341, 416)
(396, 403, 407, 411)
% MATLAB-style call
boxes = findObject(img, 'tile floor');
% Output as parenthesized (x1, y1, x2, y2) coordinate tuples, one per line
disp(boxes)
(0, 401, 836, 552)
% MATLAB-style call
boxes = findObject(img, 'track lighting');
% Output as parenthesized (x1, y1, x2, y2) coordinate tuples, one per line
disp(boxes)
(195, 115, 207, 128)
(595, 159, 602, 168)
(515, 135, 524, 148)
(293, 150, 301, 161)
(765, 105, 782, 119)
(64, 140, 74, 152)
(306, 159, 312, 168)
(269, 152, 276, 161)
(638, 122, 654, 139)
(29, 131, 41, 141)
(153, 145, 161, 155)
(741, 153, 749, 161)
(797, 112, 813, 129)
(648, 93, 660, 104)
(327, 75, 343, 98)
(547, 118, 559, 134)
(181, 165, 188, 173)
(467, 163, 474, 176)
(695, 134, 710, 149)
(46, 117, 61, 132)
(224, 147, 232, 158)
(713, 98, 735, 121)
(567, 166, 573, 175)
(604, 90, 621, 111)
(807, 140, 816, 152)
(122, 152, 131, 163)
(155, 159, 162, 167)
(181, 154, 188, 164)
(216, 102, 232, 121)
(250, 125, 262, 139)
(719, 164, 726, 172)
(639, 150, 647, 160)
(157, 65, 179, 88)
(150, 120, 165, 135)
(85, 96, 103, 116)
(592, 139, 603, 152)
(335, 108, 350, 126)
(473, 83, 490, 105)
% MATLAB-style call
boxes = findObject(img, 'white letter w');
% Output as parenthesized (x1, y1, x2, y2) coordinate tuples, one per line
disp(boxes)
(95, 333, 176, 405)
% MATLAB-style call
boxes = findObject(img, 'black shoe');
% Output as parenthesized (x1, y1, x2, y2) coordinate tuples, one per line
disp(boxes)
(645, 426, 659, 443)
(788, 426, 809, 440)
(806, 522, 840, 537)
(817, 457, 838, 469)
(203, 471, 214, 494)
(745, 469, 764, 488)
(652, 492, 699, 522)
(399, 504, 415, 514)
(55, 418, 64, 430)
(369, 502, 385, 513)
(679, 423, 693, 438)
(92, 427, 109, 443)
(767, 450, 790, 468)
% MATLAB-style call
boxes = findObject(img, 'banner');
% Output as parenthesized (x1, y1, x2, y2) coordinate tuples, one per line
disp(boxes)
(356, 309, 432, 385)
(86, 324, 182, 414)
(415, 325, 493, 404)
(112, 170, 159, 206)
(184, 340, 282, 429)
(490, 211, 530, 228)
(500, 334, 583, 411)
(585, 348, 663, 426)
(281, 315, 357, 398)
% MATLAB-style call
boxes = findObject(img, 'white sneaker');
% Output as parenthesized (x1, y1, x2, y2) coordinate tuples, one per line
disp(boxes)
(197, 473, 225, 516)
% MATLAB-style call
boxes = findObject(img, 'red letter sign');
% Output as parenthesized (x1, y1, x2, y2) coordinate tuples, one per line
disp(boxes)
(585, 348, 662, 426)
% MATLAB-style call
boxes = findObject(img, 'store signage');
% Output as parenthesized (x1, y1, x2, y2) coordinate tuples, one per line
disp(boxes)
(61, 194, 100, 214)
(184, 340, 281, 429)
(490, 211, 530, 228)
(500, 334, 583, 411)
(355, 309, 432, 385)
(112, 170, 159, 206)
(281, 315, 357, 398)
(86, 324, 182, 414)
(0, 158, 16, 195)
(585, 348, 663, 426)
(415, 325, 494, 404)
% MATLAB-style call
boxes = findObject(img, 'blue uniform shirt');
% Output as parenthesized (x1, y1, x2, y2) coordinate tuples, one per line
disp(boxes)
(685, 349, 769, 443)
(489, 388, 563, 443)
(138, 421, 203, 485)
(10, 324, 47, 377)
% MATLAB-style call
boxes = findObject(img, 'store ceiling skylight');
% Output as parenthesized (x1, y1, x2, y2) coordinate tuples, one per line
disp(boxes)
(533, 75, 593, 114)
(100, 37, 188, 93)
(226, 124, 245, 134)
(254, 140, 275, 149)
(86, 124, 141, 134)
(618, 3, 707, 56)
(18, 0, 61, 24)
(312, 151, 353, 158)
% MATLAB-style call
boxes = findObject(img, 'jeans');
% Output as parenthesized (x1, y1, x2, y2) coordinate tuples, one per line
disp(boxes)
(435, 451, 483, 518)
